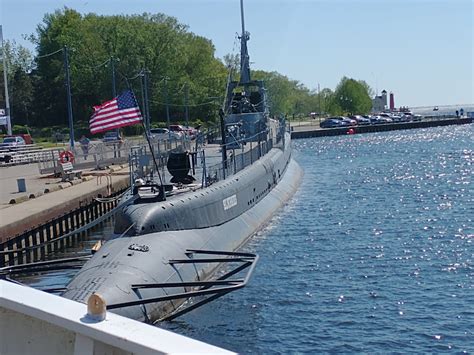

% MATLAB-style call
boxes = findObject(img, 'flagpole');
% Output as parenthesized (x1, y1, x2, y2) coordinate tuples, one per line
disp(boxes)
(143, 69, 151, 135)
(0, 25, 12, 135)
(110, 56, 121, 137)
(164, 77, 170, 139)
(184, 82, 189, 128)
(63, 46, 75, 148)
(139, 70, 146, 131)
(110, 57, 117, 98)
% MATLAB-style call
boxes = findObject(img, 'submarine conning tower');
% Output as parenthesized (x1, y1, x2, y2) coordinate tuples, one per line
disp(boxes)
(223, 0, 269, 146)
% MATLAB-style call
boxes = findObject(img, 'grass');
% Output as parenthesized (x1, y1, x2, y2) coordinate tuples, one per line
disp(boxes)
(36, 141, 68, 148)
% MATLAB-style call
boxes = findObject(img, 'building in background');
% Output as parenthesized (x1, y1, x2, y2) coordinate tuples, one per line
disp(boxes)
(372, 90, 387, 112)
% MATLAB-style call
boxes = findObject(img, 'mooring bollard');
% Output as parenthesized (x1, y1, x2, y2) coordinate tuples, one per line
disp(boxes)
(17, 178, 26, 193)
(86, 293, 107, 321)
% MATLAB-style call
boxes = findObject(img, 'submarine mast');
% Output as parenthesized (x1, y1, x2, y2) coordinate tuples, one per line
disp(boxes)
(239, 0, 251, 84)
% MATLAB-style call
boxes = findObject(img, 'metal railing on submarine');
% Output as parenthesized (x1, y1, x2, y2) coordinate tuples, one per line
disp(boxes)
(107, 249, 259, 323)
(202, 119, 288, 186)
(129, 118, 289, 190)
(0, 249, 258, 323)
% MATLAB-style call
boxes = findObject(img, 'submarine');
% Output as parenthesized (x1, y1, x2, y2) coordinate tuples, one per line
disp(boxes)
(62, 0, 303, 323)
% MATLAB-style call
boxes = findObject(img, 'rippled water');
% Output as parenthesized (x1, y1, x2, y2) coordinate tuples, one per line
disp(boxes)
(162, 125, 474, 353)
(19, 125, 473, 353)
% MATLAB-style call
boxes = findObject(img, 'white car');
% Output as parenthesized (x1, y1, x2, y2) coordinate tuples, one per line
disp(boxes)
(150, 128, 182, 140)
(0, 136, 26, 148)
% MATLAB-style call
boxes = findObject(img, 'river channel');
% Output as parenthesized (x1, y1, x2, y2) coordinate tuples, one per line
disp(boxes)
(20, 124, 473, 353)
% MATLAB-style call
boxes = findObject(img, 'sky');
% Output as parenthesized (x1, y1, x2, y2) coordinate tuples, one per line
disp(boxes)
(1, 0, 473, 108)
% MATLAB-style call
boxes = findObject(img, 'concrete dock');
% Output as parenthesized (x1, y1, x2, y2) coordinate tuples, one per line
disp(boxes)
(0, 163, 130, 243)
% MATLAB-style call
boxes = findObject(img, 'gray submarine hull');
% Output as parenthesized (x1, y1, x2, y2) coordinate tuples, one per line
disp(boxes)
(63, 134, 302, 322)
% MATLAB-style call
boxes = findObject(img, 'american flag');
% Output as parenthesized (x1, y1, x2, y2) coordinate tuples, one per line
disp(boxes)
(89, 90, 142, 134)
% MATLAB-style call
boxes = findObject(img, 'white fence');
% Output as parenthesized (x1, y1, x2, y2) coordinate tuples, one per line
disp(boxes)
(37, 138, 192, 175)
(0, 145, 54, 166)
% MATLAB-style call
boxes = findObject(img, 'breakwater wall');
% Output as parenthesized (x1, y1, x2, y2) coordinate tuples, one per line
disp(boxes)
(291, 117, 472, 139)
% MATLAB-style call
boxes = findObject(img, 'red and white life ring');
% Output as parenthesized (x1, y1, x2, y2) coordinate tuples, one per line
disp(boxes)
(59, 150, 75, 164)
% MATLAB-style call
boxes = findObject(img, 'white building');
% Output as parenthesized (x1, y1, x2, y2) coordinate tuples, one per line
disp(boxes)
(372, 90, 387, 113)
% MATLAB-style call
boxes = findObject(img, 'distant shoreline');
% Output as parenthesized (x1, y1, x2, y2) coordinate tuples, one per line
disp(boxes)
(291, 117, 472, 139)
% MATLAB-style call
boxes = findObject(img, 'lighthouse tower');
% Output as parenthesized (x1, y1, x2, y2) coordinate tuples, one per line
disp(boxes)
(389, 92, 395, 111)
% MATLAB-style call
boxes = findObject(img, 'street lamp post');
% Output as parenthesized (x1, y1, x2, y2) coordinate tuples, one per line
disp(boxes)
(63, 46, 75, 148)
(164, 77, 171, 139)
(184, 82, 189, 128)
(0, 25, 12, 135)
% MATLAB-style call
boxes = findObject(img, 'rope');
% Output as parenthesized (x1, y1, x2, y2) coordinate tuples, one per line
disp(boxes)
(36, 48, 63, 59)
(94, 188, 128, 203)
(148, 98, 220, 107)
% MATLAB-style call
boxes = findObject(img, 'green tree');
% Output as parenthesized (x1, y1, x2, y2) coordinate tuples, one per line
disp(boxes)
(29, 8, 227, 130)
(0, 40, 34, 126)
(317, 88, 334, 115)
(252, 70, 316, 117)
(332, 76, 372, 115)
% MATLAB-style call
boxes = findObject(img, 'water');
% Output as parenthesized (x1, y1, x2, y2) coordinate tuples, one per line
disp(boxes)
(412, 104, 474, 116)
(162, 124, 474, 353)
(15, 221, 115, 291)
(18, 124, 473, 353)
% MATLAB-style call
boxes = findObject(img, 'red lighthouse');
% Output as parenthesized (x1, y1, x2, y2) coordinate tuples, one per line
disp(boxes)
(389, 92, 395, 111)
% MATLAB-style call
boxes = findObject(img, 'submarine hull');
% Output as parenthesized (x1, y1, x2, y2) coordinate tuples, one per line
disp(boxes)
(63, 135, 302, 322)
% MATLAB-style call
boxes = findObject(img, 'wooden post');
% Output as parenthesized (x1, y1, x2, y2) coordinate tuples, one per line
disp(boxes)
(24, 232, 32, 264)
(65, 214, 72, 247)
(58, 216, 65, 249)
(6, 239, 16, 266)
(39, 226, 46, 260)
(46, 222, 53, 254)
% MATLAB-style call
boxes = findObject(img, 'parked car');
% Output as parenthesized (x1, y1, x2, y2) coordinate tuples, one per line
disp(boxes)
(369, 115, 383, 124)
(349, 115, 371, 125)
(183, 126, 199, 140)
(371, 115, 393, 124)
(102, 131, 123, 145)
(169, 124, 198, 139)
(3, 134, 33, 144)
(389, 114, 403, 122)
(169, 124, 186, 134)
(320, 118, 345, 128)
(150, 128, 182, 140)
(334, 116, 357, 126)
(0, 136, 26, 148)
(379, 113, 394, 120)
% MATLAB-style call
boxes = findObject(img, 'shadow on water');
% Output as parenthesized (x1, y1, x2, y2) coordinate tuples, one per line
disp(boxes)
(14, 217, 115, 290)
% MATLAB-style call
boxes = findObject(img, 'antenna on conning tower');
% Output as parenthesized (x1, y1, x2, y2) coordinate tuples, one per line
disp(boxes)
(239, 0, 251, 84)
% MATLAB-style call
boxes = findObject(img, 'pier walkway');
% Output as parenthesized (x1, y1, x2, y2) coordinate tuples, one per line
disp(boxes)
(0, 163, 130, 243)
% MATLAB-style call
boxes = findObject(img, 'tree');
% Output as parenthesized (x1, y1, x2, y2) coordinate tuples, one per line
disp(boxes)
(29, 8, 227, 129)
(251, 70, 316, 117)
(332, 76, 372, 115)
(317, 88, 334, 115)
(0, 40, 34, 126)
